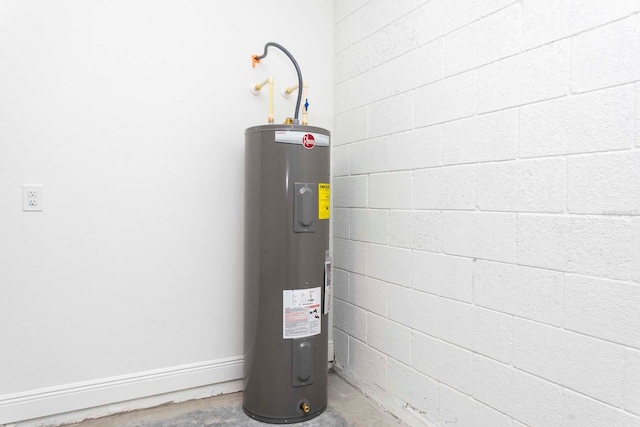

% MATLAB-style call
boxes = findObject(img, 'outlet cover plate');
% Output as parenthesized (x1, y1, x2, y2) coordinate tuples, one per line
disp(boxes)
(23, 185, 43, 211)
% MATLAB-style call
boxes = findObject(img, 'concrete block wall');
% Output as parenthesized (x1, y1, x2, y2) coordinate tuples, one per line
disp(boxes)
(332, 1, 640, 426)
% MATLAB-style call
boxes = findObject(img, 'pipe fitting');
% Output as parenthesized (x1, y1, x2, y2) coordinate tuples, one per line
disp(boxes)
(281, 84, 299, 98)
(250, 77, 269, 95)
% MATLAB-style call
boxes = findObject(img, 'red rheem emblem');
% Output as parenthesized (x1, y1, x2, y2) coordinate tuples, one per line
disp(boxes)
(302, 133, 315, 149)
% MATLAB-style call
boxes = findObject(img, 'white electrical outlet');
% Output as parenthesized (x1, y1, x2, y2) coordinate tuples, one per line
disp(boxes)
(23, 185, 43, 211)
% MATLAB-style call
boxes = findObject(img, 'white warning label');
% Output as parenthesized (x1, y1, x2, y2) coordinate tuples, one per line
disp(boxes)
(324, 251, 333, 315)
(283, 287, 322, 339)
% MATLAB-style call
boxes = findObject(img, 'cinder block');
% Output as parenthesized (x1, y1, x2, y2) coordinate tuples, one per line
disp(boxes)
(439, 299, 512, 363)
(568, 151, 640, 215)
(478, 40, 569, 113)
(367, 313, 411, 364)
(351, 64, 391, 109)
(335, 0, 369, 23)
(334, 80, 350, 116)
(571, 15, 640, 93)
(349, 273, 387, 316)
(332, 144, 350, 176)
(413, 251, 473, 302)
(415, 70, 477, 127)
(367, 243, 412, 286)
(335, 38, 370, 84)
(415, 0, 481, 45)
(349, 137, 389, 175)
(333, 237, 367, 274)
(389, 210, 441, 252)
(333, 327, 349, 368)
(476, 157, 567, 213)
(513, 318, 625, 406)
(403, 366, 440, 415)
(445, 4, 521, 76)
(334, 107, 367, 146)
(412, 332, 473, 394)
(389, 126, 442, 171)
(350, 208, 389, 244)
(519, 85, 636, 158)
(368, 172, 412, 209)
(522, 0, 638, 50)
(333, 208, 350, 239)
(481, 0, 517, 16)
(370, 12, 417, 67)
(565, 274, 640, 348)
(517, 214, 632, 280)
(470, 213, 517, 263)
(636, 84, 640, 147)
(334, 299, 367, 341)
(333, 268, 349, 301)
(414, 164, 475, 210)
(439, 384, 512, 427)
(443, 109, 518, 165)
(473, 355, 519, 417)
(387, 285, 439, 336)
(473, 355, 563, 427)
(368, 92, 414, 138)
(348, 337, 387, 388)
(391, 0, 431, 21)
(563, 389, 640, 427)
(474, 260, 563, 326)
(387, 284, 414, 327)
(634, 218, 640, 282)
(625, 348, 640, 415)
(387, 358, 418, 410)
(411, 294, 441, 336)
(387, 358, 439, 415)
(334, 175, 367, 207)
(351, 0, 393, 43)
(443, 211, 517, 263)
(391, 39, 444, 94)
(335, 16, 352, 54)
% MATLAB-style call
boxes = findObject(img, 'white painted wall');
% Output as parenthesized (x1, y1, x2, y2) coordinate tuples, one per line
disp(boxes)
(332, 0, 640, 426)
(0, 1, 333, 423)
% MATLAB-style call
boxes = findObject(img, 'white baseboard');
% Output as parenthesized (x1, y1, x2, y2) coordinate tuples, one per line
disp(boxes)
(2, 340, 335, 427)
(0, 356, 243, 426)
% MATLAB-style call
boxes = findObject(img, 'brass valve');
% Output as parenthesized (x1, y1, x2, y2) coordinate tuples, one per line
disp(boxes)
(300, 402, 310, 413)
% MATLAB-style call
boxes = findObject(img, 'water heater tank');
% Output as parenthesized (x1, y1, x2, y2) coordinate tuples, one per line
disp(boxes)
(243, 124, 331, 423)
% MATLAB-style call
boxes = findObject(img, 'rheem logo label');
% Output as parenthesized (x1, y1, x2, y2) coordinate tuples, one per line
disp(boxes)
(302, 134, 315, 149)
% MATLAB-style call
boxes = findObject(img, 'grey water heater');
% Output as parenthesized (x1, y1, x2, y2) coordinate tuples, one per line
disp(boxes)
(243, 124, 331, 423)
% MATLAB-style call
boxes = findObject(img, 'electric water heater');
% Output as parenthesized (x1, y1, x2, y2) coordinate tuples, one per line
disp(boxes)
(243, 124, 331, 423)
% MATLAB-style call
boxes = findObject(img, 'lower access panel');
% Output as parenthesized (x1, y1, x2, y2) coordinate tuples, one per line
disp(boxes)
(243, 124, 330, 424)
(292, 338, 314, 387)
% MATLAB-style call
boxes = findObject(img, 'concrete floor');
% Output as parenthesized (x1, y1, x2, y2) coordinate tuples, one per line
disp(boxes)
(67, 373, 404, 426)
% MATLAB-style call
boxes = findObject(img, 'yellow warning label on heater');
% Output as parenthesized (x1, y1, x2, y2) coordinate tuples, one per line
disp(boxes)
(318, 183, 330, 220)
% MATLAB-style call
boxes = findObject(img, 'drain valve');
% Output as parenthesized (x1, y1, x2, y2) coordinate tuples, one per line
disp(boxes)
(300, 402, 310, 413)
